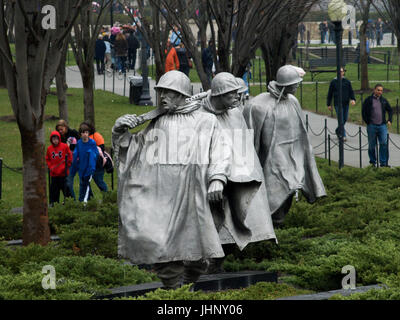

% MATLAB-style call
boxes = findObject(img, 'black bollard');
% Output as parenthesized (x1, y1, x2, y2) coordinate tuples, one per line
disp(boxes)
(316, 81, 319, 113)
(328, 135, 331, 166)
(359, 127, 362, 168)
(0, 158, 2, 200)
(111, 148, 114, 191)
(324, 119, 327, 159)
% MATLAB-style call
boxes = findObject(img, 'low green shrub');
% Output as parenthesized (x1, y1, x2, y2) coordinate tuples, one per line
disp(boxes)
(132, 282, 313, 300)
(59, 225, 118, 258)
(0, 243, 71, 274)
(0, 272, 94, 300)
(19, 255, 158, 288)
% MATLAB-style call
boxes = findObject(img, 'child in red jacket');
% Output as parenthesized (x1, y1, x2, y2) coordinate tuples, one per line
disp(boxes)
(46, 131, 73, 205)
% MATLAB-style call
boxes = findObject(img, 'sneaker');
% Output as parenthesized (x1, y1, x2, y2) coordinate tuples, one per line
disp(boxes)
(369, 163, 376, 168)
(381, 164, 391, 168)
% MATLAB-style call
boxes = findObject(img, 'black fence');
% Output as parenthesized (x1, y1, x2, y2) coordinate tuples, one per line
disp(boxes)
(305, 114, 399, 168)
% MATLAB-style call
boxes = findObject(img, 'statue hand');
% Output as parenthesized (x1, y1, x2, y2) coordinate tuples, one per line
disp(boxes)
(114, 114, 139, 132)
(207, 180, 224, 202)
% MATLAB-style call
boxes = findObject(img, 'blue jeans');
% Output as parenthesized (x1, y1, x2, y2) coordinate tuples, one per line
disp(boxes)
(79, 175, 93, 203)
(116, 56, 127, 73)
(93, 167, 108, 192)
(367, 124, 388, 166)
(66, 172, 76, 200)
(334, 105, 349, 137)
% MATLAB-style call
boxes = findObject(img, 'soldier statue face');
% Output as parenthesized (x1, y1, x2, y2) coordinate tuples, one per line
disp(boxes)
(284, 82, 300, 95)
(213, 90, 240, 114)
(159, 88, 187, 113)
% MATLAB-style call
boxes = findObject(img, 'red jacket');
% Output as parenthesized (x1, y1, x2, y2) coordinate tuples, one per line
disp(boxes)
(165, 46, 180, 72)
(46, 131, 73, 177)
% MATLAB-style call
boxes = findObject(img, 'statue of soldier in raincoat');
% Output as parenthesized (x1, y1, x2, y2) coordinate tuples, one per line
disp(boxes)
(200, 72, 277, 272)
(112, 70, 232, 289)
(243, 65, 326, 226)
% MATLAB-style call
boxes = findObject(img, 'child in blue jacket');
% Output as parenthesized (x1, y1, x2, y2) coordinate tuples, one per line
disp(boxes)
(70, 122, 99, 203)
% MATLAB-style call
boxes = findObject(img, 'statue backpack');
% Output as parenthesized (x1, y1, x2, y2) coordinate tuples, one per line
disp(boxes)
(97, 146, 114, 174)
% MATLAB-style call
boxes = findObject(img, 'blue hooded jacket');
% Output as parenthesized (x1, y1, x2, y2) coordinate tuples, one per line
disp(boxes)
(70, 138, 99, 178)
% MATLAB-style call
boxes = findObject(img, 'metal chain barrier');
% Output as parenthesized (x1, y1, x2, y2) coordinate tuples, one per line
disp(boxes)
(2, 161, 23, 174)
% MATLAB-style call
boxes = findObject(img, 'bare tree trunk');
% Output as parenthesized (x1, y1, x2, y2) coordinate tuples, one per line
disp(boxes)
(359, 23, 370, 91)
(56, 43, 69, 122)
(70, 1, 112, 126)
(83, 69, 95, 124)
(20, 126, 50, 245)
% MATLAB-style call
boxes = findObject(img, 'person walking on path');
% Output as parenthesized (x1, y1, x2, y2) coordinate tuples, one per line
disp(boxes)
(165, 40, 180, 72)
(201, 40, 215, 86)
(95, 34, 106, 75)
(70, 123, 99, 203)
(46, 131, 73, 206)
(327, 67, 356, 141)
(127, 29, 140, 70)
(114, 32, 129, 75)
(56, 120, 80, 200)
(362, 84, 393, 167)
(84, 121, 109, 193)
(103, 35, 113, 72)
(176, 42, 191, 76)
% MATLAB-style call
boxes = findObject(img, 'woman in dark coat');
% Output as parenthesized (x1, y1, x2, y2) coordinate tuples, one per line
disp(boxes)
(95, 35, 106, 75)
(114, 32, 129, 74)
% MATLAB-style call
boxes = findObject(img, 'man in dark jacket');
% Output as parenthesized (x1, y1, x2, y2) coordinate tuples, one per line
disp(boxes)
(95, 35, 106, 75)
(127, 28, 140, 70)
(202, 40, 215, 86)
(362, 84, 393, 167)
(327, 67, 356, 141)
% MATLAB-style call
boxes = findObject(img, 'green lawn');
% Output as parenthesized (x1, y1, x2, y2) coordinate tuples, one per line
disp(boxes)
(0, 88, 154, 208)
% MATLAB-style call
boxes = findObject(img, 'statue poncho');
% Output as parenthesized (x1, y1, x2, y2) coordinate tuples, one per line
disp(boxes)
(201, 92, 277, 248)
(113, 104, 232, 265)
(243, 81, 326, 217)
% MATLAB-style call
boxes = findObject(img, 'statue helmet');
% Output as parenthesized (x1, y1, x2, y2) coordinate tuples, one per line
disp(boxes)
(235, 77, 248, 94)
(154, 70, 192, 97)
(275, 65, 303, 87)
(211, 72, 242, 96)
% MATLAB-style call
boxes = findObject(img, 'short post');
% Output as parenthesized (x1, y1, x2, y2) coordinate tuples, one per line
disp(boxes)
(328, 134, 331, 166)
(359, 127, 362, 168)
(397, 98, 399, 134)
(316, 81, 319, 112)
(376, 136, 379, 168)
(387, 51, 390, 82)
(324, 119, 327, 159)
(252, 59, 255, 87)
(0, 158, 2, 200)
(300, 81, 303, 106)
(123, 73, 127, 97)
(111, 148, 114, 191)
(112, 68, 115, 94)
(306, 114, 309, 132)
(387, 133, 390, 167)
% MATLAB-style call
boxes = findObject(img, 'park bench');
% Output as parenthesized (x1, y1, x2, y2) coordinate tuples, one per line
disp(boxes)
(308, 58, 346, 81)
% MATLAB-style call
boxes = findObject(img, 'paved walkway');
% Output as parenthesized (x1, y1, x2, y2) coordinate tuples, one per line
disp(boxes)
(65, 66, 400, 169)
